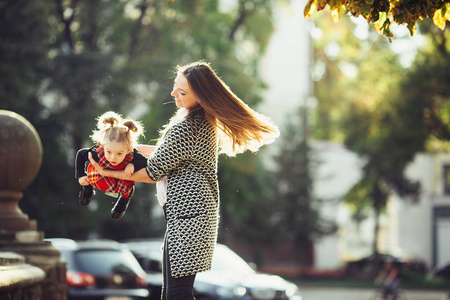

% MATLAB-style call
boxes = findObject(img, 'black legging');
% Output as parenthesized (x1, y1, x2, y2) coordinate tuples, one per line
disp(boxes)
(162, 206, 196, 300)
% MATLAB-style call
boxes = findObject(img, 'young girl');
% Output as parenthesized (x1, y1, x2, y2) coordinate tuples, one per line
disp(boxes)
(75, 111, 147, 219)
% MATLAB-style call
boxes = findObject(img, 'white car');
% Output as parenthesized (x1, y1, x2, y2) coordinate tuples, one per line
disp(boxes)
(124, 239, 303, 300)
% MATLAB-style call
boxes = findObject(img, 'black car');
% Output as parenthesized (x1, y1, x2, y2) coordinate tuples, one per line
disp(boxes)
(344, 253, 428, 276)
(435, 263, 450, 280)
(47, 238, 149, 300)
(123, 239, 303, 300)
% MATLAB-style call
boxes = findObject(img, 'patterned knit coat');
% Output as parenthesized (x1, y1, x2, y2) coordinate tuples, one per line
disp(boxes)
(145, 114, 219, 278)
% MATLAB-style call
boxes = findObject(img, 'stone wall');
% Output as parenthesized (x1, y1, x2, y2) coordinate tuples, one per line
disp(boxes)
(0, 252, 45, 299)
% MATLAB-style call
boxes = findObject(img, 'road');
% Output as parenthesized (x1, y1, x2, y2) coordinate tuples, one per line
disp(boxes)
(298, 287, 449, 300)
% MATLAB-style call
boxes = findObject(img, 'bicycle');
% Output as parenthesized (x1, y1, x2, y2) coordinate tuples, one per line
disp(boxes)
(369, 288, 408, 300)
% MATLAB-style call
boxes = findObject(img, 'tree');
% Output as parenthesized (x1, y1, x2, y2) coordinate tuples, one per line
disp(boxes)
(216, 150, 280, 264)
(0, 0, 278, 241)
(271, 107, 337, 266)
(0, 1, 51, 115)
(310, 12, 424, 257)
(0, 0, 88, 238)
(304, 0, 450, 38)
(399, 21, 450, 150)
(342, 103, 423, 256)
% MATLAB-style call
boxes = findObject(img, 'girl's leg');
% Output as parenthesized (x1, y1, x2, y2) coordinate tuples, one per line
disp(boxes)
(111, 187, 134, 219)
(78, 176, 93, 205)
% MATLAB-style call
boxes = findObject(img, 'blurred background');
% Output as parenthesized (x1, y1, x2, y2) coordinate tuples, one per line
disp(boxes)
(1, 0, 449, 288)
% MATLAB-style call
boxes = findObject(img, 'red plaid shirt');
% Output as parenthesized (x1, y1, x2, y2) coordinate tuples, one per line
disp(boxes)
(86, 144, 135, 198)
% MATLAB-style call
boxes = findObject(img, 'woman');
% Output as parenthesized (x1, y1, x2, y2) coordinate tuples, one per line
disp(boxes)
(89, 60, 279, 299)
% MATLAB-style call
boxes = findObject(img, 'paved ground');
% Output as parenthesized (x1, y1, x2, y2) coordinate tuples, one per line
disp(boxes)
(298, 287, 450, 300)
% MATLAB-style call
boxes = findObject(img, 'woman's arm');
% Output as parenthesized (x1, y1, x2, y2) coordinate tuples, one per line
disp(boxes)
(137, 144, 157, 157)
(88, 153, 155, 183)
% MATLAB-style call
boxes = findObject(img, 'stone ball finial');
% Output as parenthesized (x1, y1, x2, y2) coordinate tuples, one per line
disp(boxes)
(0, 110, 42, 192)
(0, 110, 42, 232)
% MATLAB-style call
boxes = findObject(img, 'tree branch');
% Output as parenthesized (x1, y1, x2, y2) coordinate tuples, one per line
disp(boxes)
(55, 0, 79, 53)
(425, 108, 450, 141)
(129, 0, 149, 56)
(82, 1, 100, 52)
(229, 4, 249, 41)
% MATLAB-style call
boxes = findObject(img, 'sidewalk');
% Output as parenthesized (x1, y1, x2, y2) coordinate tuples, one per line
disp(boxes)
(298, 286, 449, 300)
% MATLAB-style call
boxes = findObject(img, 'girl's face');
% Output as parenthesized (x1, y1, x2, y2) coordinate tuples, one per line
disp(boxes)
(171, 73, 198, 109)
(103, 141, 131, 166)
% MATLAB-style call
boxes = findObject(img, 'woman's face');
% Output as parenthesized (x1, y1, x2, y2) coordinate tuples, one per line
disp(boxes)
(171, 73, 198, 109)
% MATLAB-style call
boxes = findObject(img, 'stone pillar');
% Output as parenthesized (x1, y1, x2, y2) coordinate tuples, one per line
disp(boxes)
(0, 110, 67, 300)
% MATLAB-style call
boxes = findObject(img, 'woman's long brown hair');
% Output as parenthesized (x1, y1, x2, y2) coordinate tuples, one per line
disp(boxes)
(177, 61, 279, 156)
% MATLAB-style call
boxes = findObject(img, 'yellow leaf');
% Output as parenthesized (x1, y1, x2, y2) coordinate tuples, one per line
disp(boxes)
(433, 8, 446, 30)
(331, 8, 340, 23)
(373, 12, 387, 35)
(407, 23, 416, 36)
(304, 0, 317, 19)
(373, 20, 383, 34)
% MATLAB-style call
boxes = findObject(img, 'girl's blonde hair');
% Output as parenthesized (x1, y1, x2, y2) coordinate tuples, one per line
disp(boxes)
(168, 61, 279, 156)
(91, 111, 144, 149)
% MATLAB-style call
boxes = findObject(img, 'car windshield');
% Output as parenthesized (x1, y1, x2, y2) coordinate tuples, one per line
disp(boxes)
(73, 249, 143, 276)
(211, 246, 255, 274)
(139, 247, 163, 261)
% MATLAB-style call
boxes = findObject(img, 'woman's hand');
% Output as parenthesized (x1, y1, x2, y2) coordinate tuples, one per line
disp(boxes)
(88, 152, 155, 183)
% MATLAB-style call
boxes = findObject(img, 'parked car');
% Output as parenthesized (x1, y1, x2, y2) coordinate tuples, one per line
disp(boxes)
(121, 239, 164, 300)
(47, 238, 149, 300)
(435, 262, 450, 280)
(123, 239, 303, 300)
(344, 252, 428, 276)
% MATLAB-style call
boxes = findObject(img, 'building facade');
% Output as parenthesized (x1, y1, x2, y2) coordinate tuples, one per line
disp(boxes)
(313, 148, 450, 272)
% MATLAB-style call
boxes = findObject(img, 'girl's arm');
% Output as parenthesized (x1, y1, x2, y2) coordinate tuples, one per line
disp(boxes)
(88, 153, 155, 183)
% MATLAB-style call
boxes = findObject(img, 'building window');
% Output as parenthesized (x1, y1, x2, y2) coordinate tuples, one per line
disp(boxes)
(444, 165, 450, 195)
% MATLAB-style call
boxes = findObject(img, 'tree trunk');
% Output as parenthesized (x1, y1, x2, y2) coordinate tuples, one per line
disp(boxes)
(373, 202, 380, 257)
